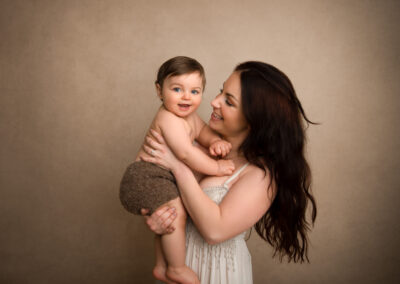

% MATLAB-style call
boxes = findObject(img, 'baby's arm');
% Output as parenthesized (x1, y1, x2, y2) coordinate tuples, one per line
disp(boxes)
(196, 124, 232, 158)
(157, 112, 234, 176)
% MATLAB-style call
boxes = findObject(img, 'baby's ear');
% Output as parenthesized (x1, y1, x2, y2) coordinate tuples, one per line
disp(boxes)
(155, 83, 163, 101)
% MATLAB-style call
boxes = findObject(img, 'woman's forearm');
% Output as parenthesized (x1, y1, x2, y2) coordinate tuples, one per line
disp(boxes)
(178, 145, 219, 175)
(172, 163, 224, 244)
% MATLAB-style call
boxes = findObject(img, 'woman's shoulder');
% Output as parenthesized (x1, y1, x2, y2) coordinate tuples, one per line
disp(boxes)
(223, 162, 275, 219)
(234, 162, 275, 194)
(237, 163, 266, 181)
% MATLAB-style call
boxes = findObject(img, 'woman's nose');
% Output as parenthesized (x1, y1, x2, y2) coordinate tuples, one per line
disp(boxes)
(211, 95, 221, 108)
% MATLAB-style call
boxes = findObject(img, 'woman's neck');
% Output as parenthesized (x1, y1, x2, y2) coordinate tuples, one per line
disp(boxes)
(226, 155, 247, 169)
(223, 139, 246, 164)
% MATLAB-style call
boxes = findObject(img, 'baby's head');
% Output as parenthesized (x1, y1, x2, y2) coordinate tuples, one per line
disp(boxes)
(155, 56, 206, 117)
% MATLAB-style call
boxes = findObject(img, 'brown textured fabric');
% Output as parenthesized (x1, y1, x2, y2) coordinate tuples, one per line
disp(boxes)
(119, 161, 179, 215)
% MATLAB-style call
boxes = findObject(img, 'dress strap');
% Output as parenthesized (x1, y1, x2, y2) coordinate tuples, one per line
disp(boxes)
(223, 163, 249, 187)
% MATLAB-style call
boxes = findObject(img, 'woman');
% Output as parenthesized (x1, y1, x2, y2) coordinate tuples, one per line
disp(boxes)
(141, 61, 317, 284)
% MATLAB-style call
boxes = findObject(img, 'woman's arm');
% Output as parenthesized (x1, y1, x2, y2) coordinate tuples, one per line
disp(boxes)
(142, 130, 274, 244)
(173, 162, 273, 244)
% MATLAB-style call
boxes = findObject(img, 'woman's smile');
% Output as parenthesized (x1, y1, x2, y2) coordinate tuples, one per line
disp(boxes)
(211, 111, 223, 121)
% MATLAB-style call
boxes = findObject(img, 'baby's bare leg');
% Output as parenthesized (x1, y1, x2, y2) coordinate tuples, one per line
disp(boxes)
(153, 235, 177, 284)
(161, 197, 199, 284)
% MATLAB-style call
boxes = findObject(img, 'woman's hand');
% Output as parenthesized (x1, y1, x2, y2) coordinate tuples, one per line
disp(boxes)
(140, 129, 182, 172)
(141, 207, 177, 235)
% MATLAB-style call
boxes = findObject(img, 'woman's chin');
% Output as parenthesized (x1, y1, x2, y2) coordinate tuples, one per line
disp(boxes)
(208, 119, 219, 129)
(209, 121, 224, 136)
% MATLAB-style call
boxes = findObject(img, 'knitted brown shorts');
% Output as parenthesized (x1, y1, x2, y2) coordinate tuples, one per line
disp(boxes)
(119, 161, 179, 215)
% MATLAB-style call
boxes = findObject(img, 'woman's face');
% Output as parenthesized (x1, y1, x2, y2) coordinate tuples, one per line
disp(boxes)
(209, 71, 249, 138)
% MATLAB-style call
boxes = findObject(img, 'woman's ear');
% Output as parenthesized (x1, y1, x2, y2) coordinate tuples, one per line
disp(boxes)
(155, 83, 163, 101)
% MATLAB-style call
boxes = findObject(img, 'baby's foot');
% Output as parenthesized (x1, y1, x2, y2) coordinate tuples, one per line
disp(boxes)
(153, 265, 178, 284)
(166, 266, 200, 284)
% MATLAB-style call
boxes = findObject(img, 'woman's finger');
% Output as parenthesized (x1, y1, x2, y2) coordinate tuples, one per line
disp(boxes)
(141, 208, 150, 216)
(160, 211, 177, 229)
(140, 154, 157, 164)
(140, 153, 169, 171)
(157, 207, 176, 221)
(154, 206, 171, 217)
(154, 206, 174, 226)
(145, 137, 163, 151)
(143, 145, 159, 157)
(152, 207, 177, 233)
(142, 207, 169, 233)
(150, 129, 166, 144)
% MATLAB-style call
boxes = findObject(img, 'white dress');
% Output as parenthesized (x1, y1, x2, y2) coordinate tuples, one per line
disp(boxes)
(185, 164, 253, 284)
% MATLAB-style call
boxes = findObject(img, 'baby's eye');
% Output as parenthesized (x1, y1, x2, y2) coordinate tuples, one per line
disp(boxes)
(173, 87, 181, 92)
(219, 88, 223, 94)
(191, 90, 199, 95)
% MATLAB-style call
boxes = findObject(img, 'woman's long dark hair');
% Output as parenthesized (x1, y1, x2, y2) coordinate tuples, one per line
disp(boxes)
(236, 61, 317, 263)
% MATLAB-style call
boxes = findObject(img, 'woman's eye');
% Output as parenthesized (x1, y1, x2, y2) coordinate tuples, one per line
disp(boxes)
(173, 87, 181, 92)
(219, 88, 223, 94)
(225, 98, 233, 106)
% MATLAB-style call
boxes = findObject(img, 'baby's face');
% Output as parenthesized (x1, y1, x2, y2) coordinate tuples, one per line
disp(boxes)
(157, 72, 204, 118)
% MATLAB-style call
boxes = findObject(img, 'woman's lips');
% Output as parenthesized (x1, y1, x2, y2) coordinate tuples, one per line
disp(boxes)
(211, 112, 223, 121)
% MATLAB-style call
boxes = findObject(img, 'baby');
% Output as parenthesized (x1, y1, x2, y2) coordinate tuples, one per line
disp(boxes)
(120, 56, 234, 283)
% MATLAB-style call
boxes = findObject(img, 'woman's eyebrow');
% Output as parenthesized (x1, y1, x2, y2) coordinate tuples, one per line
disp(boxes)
(226, 92, 238, 101)
(222, 82, 238, 101)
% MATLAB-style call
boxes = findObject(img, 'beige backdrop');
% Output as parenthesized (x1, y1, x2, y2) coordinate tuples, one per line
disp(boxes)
(1, 0, 399, 283)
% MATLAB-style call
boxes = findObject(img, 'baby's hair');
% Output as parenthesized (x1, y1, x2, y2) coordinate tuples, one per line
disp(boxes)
(155, 56, 206, 89)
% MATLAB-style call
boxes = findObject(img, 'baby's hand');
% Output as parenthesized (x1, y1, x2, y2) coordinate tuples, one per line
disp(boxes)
(217, 159, 235, 176)
(209, 140, 232, 158)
